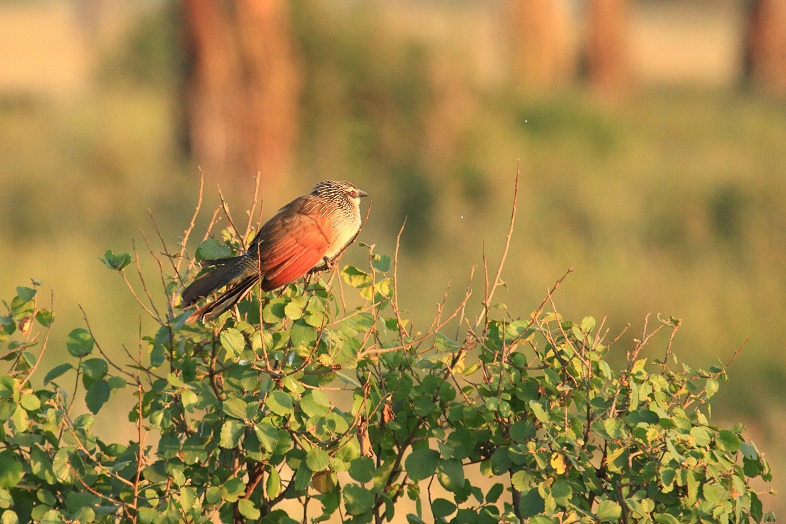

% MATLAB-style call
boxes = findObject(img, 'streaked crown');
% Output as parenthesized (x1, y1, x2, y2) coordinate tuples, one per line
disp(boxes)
(311, 180, 368, 202)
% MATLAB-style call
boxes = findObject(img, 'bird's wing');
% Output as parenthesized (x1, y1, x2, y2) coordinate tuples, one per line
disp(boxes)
(255, 198, 332, 290)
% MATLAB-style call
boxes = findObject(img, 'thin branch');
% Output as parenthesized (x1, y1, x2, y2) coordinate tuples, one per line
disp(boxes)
(244, 172, 265, 242)
(217, 186, 244, 250)
(78, 305, 136, 380)
(391, 218, 409, 343)
(175, 169, 205, 275)
(474, 162, 520, 331)
(18, 292, 54, 388)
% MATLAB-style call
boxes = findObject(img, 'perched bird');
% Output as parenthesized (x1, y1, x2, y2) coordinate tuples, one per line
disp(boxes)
(182, 180, 368, 322)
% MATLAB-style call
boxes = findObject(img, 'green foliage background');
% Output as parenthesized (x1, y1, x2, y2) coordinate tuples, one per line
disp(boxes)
(0, 1, 784, 517)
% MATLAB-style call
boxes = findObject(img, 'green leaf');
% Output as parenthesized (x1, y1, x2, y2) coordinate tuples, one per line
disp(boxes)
(195, 239, 232, 261)
(517, 488, 545, 518)
(220, 329, 245, 359)
(149, 343, 165, 368)
(205, 486, 222, 504)
(181, 436, 208, 464)
(137, 508, 158, 524)
(306, 448, 330, 472)
(342, 266, 372, 289)
(702, 482, 728, 505)
(66, 328, 94, 358)
(158, 434, 181, 459)
(19, 393, 40, 412)
(405, 448, 439, 482)
(16, 286, 36, 302)
(266, 391, 294, 416)
(284, 298, 305, 320)
(80, 358, 108, 381)
(263, 298, 287, 323)
(0, 377, 13, 399)
(238, 499, 261, 520)
(255, 421, 279, 451)
(349, 457, 375, 484)
(551, 480, 572, 506)
(659, 467, 677, 490)
(0, 452, 24, 488)
(290, 319, 317, 348)
(100, 250, 132, 271)
(654, 514, 681, 524)
(0, 489, 12, 509)
(431, 498, 456, 518)
(30, 446, 56, 486)
(52, 449, 74, 483)
(69, 507, 94, 523)
(445, 427, 477, 460)
(11, 405, 27, 431)
(435, 333, 461, 353)
(705, 378, 719, 399)
(180, 486, 196, 511)
(485, 483, 504, 504)
(35, 309, 54, 327)
(717, 429, 742, 452)
(371, 254, 392, 272)
(437, 458, 464, 492)
(266, 467, 281, 499)
(220, 419, 246, 448)
(223, 398, 250, 420)
(222, 477, 246, 502)
(602, 418, 624, 439)
(580, 316, 596, 333)
(529, 400, 550, 422)
(301, 390, 331, 418)
(596, 500, 622, 521)
(0, 510, 19, 524)
(343, 484, 374, 516)
(43, 363, 72, 385)
(85, 380, 110, 414)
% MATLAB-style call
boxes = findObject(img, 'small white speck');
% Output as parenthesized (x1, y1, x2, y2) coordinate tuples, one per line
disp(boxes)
(460, 215, 464, 219)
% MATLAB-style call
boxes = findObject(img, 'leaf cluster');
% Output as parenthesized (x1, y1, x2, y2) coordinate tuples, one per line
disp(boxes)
(0, 178, 775, 523)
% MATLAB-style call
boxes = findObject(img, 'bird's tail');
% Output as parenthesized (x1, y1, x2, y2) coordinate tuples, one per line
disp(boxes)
(186, 275, 258, 323)
(181, 256, 258, 323)
(181, 256, 243, 307)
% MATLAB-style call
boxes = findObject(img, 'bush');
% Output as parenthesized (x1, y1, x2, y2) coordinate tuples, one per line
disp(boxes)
(0, 179, 774, 523)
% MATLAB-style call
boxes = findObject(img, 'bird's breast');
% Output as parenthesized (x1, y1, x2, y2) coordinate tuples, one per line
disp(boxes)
(323, 210, 362, 260)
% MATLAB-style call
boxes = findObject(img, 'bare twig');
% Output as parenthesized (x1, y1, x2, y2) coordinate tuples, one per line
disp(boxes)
(78, 305, 136, 380)
(474, 162, 520, 332)
(391, 218, 409, 343)
(18, 290, 54, 388)
(245, 172, 265, 241)
(175, 169, 205, 275)
(218, 186, 244, 250)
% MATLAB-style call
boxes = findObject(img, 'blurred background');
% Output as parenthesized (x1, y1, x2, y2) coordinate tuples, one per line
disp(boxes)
(0, 0, 783, 513)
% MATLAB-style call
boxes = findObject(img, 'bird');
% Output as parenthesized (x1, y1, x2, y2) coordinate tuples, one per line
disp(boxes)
(182, 180, 368, 323)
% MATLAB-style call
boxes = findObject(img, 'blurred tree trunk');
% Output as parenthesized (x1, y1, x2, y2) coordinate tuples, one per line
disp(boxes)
(586, 0, 629, 97)
(744, 0, 786, 94)
(181, 0, 301, 191)
(510, 0, 573, 92)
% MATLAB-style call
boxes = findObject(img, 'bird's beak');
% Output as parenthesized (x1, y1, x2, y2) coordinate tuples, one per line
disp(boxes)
(358, 189, 369, 198)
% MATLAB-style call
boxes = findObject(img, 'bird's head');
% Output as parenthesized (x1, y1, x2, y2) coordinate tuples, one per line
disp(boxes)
(312, 180, 368, 204)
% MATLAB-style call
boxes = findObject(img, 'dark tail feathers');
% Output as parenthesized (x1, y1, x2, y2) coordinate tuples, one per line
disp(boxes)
(181, 256, 242, 307)
(186, 275, 258, 323)
(181, 256, 258, 323)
